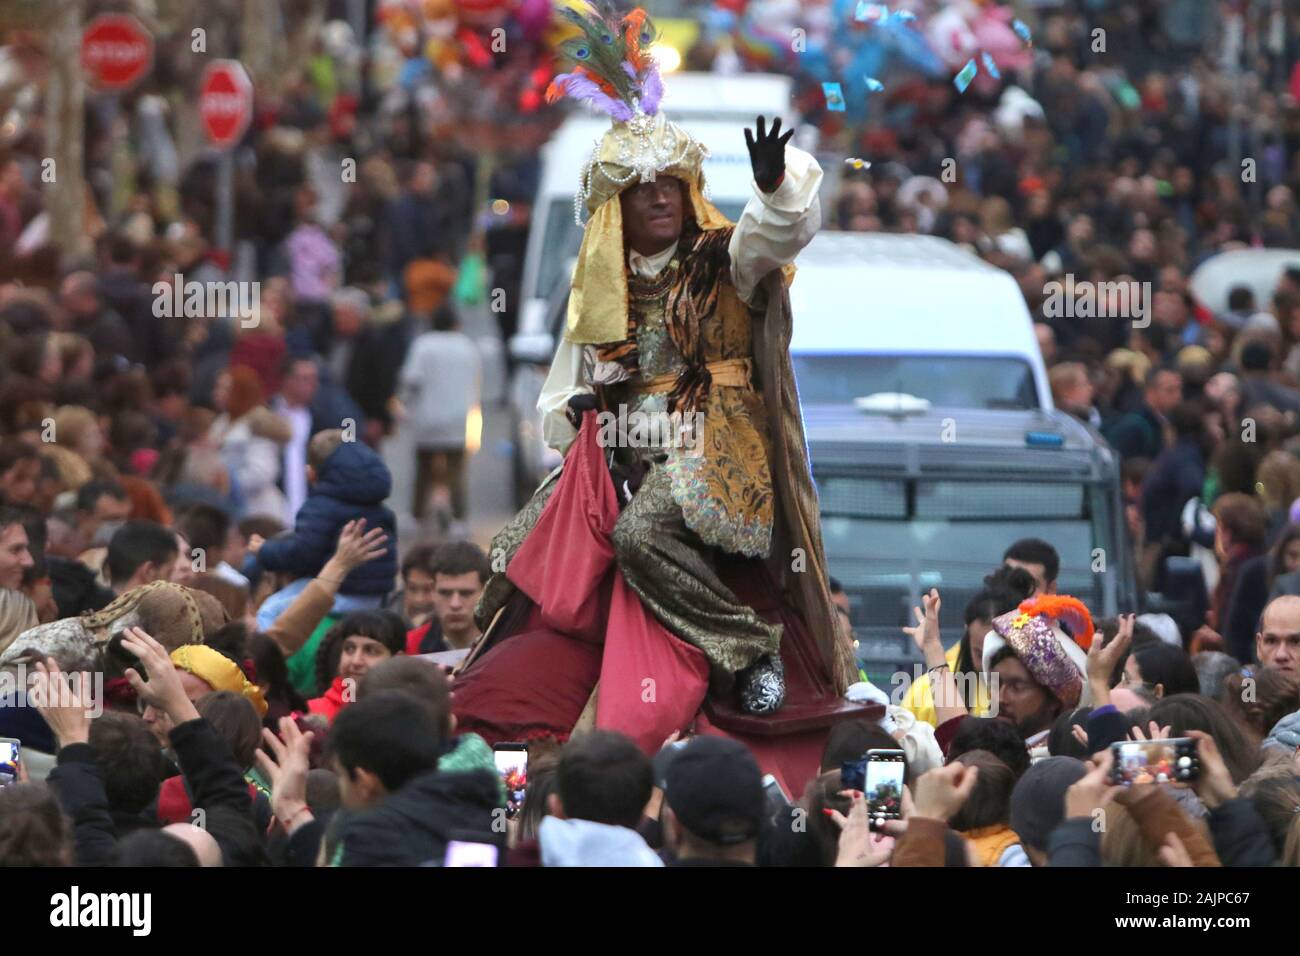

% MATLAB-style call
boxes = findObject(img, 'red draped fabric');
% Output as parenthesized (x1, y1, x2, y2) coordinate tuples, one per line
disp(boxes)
(451, 410, 865, 790)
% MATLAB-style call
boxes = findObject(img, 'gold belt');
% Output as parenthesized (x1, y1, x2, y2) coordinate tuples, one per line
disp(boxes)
(635, 358, 753, 395)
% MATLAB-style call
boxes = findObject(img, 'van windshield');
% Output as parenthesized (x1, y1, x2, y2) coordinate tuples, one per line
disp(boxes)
(532, 197, 748, 303)
(817, 476, 1116, 684)
(792, 354, 1039, 410)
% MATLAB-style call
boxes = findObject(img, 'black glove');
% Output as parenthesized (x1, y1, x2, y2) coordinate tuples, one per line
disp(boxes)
(565, 393, 598, 428)
(744, 115, 794, 194)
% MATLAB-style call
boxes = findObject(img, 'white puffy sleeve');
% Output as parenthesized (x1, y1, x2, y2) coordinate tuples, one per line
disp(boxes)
(727, 145, 824, 305)
(537, 338, 592, 456)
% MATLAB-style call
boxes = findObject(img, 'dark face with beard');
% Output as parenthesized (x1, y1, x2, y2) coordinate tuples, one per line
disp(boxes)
(992, 655, 1062, 740)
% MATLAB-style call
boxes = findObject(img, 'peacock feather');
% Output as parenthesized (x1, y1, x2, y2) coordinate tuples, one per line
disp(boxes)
(548, 3, 663, 120)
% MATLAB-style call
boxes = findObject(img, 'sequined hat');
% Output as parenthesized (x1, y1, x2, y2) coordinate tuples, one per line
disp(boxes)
(982, 595, 1095, 709)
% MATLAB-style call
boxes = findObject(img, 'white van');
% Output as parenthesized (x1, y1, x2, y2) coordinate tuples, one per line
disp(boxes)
(507, 72, 794, 502)
(788, 232, 1053, 411)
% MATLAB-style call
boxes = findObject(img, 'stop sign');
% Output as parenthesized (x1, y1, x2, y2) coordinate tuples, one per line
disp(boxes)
(81, 14, 154, 91)
(199, 61, 254, 149)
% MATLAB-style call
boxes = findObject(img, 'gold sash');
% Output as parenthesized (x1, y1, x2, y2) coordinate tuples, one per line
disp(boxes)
(634, 358, 753, 395)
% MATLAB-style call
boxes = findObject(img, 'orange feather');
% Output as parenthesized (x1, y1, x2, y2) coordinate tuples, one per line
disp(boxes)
(576, 63, 617, 97)
(624, 9, 648, 72)
(1017, 595, 1095, 650)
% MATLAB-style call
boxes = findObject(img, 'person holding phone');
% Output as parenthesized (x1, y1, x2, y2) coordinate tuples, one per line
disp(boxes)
(258, 690, 502, 866)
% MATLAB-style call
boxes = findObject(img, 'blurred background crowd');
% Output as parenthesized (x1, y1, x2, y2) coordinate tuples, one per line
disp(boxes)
(0, 0, 1296, 736)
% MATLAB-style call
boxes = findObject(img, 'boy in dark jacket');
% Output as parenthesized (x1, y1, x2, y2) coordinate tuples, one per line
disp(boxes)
(320, 691, 503, 866)
(253, 430, 398, 598)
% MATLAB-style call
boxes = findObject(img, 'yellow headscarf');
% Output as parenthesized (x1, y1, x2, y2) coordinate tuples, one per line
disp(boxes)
(566, 111, 731, 344)
(170, 644, 268, 718)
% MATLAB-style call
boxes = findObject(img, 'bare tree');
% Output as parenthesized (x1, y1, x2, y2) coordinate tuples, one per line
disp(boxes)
(43, 0, 89, 265)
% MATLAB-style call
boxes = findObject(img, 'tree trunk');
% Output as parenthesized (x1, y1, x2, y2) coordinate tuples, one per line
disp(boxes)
(44, 0, 89, 267)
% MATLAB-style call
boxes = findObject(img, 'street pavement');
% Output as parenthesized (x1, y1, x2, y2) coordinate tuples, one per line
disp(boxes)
(379, 299, 519, 553)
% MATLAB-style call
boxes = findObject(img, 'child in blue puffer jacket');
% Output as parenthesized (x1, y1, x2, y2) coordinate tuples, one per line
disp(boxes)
(249, 430, 399, 695)
(252, 429, 398, 607)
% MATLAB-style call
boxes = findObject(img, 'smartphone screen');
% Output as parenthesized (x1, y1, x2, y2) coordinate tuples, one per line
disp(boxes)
(443, 840, 500, 867)
(864, 749, 906, 820)
(1109, 738, 1199, 786)
(493, 743, 528, 819)
(0, 739, 19, 788)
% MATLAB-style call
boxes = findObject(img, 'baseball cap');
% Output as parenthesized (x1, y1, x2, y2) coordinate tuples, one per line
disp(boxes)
(663, 736, 763, 846)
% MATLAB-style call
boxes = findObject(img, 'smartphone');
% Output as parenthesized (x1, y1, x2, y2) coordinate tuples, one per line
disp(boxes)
(443, 840, 500, 867)
(1109, 738, 1199, 786)
(863, 749, 906, 821)
(493, 742, 528, 819)
(0, 738, 19, 788)
(760, 773, 791, 819)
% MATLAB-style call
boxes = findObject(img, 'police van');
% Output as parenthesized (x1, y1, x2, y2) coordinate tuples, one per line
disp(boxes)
(789, 232, 1135, 683)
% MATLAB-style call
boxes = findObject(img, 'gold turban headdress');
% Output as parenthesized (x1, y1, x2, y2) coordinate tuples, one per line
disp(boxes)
(547, 3, 730, 344)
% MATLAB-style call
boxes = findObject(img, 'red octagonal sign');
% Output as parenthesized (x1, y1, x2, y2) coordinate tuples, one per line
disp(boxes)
(81, 14, 154, 92)
(200, 61, 254, 149)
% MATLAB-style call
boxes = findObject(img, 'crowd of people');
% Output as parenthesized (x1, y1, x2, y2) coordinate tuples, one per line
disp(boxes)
(1, 523, 1298, 868)
(0, 0, 1298, 868)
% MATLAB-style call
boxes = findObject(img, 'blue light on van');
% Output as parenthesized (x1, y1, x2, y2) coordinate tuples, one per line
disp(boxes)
(1025, 431, 1065, 448)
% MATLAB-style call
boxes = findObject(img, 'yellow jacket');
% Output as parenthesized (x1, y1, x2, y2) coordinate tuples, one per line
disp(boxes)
(900, 642, 990, 727)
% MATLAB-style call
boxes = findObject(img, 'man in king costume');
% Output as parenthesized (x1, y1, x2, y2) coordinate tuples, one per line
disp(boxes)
(455, 4, 859, 755)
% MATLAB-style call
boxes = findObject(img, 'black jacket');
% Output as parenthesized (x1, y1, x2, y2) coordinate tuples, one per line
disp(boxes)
(1141, 437, 1206, 545)
(337, 767, 502, 866)
(1103, 403, 1164, 462)
(47, 742, 118, 865)
(1046, 817, 1101, 867)
(169, 718, 268, 866)
(1206, 798, 1276, 867)
(1224, 555, 1270, 663)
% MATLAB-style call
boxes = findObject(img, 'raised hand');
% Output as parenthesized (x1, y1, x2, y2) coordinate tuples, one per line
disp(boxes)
(120, 627, 198, 726)
(30, 659, 96, 748)
(744, 115, 794, 193)
(912, 763, 979, 823)
(831, 791, 895, 867)
(903, 589, 944, 667)
(1185, 730, 1236, 809)
(1129, 720, 1172, 742)
(1064, 750, 1120, 821)
(1087, 613, 1134, 705)
(255, 716, 317, 831)
(332, 519, 389, 573)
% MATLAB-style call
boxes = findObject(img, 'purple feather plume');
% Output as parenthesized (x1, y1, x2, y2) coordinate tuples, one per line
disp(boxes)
(554, 72, 633, 121)
(640, 66, 663, 116)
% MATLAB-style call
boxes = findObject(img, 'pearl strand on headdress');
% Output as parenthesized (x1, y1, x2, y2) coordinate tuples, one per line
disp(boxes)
(572, 106, 708, 226)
